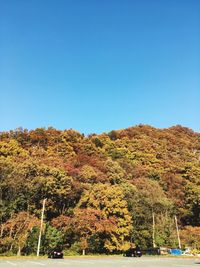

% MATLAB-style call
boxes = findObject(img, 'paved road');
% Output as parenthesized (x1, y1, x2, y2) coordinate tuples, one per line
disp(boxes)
(0, 257, 199, 267)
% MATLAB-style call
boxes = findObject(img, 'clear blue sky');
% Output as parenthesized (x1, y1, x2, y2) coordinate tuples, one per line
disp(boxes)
(0, 0, 199, 134)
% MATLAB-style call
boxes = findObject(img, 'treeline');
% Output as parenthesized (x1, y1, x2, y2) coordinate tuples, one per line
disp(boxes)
(0, 125, 200, 255)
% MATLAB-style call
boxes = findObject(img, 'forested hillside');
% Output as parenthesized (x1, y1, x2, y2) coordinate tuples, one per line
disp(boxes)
(0, 125, 200, 255)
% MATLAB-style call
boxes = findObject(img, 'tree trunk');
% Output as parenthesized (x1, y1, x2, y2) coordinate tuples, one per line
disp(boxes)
(17, 245, 21, 256)
(10, 243, 13, 251)
(0, 224, 4, 237)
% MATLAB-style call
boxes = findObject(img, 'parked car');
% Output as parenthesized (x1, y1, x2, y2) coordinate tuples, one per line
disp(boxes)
(124, 246, 142, 257)
(48, 249, 63, 259)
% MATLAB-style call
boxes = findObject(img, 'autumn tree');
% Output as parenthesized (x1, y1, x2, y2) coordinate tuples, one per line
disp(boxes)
(180, 226, 200, 249)
(0, 212, 39, 255)
(0, 125, 200, 254)
(78, 184, 132, 252)
(132, 179, 174, 248)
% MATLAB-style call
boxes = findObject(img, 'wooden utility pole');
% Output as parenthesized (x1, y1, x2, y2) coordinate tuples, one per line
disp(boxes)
(174, 215, 181, 249)
(37, 198, 47, 257)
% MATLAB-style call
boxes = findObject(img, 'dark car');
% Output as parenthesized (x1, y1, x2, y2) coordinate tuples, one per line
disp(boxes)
(48, 249, 64, 259)
(124, 246, 142, 257)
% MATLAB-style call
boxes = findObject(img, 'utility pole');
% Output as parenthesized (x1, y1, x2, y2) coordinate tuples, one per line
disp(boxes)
(174, 215, 181, 249)
(152, 211, 156, 248)
(37, 198, 47, 257)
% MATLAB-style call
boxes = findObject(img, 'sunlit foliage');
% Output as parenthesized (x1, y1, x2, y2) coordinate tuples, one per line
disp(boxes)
(0, 125, 199, 254)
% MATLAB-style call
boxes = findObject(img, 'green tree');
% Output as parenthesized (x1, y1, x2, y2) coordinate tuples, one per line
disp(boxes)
(42, 224, 64, 253)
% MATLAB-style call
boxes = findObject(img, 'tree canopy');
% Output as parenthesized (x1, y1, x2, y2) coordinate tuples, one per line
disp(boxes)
(0, 125, 200, 254)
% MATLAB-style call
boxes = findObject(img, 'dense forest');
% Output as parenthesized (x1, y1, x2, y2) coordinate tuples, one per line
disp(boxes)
(0, 125, 200, 256)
